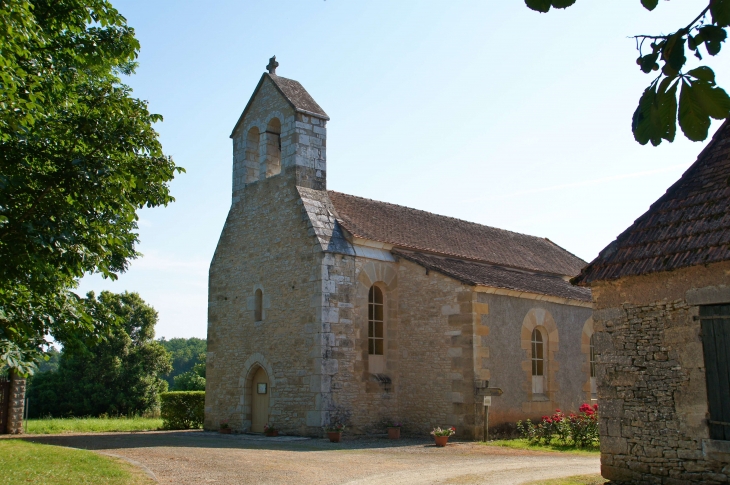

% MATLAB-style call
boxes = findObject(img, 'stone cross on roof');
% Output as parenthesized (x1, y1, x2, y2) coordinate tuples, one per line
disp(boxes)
(266, 56, 279, 75)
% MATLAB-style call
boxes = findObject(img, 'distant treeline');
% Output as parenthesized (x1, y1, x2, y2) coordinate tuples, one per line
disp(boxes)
(26, 291, 206, 419)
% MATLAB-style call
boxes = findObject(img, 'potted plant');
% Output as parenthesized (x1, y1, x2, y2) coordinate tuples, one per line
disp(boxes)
(219, 419, 231, 434)
(322, 422, 346, 443)
(264, 423, 278, 437)
(430, 426, 455, 447)
(386, 422, 402, 439)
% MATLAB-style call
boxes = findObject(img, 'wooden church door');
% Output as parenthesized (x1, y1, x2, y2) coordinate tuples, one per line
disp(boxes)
(251, 367, 270, 433)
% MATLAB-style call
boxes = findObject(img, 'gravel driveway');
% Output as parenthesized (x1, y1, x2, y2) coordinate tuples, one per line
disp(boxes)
(22, 430, 600, 485)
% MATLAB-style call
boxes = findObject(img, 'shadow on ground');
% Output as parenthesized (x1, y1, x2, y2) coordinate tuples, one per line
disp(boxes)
(16, 430, 471, 453)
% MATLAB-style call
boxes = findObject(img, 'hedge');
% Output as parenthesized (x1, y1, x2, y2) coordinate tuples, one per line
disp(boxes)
(160, 391, 205, 429)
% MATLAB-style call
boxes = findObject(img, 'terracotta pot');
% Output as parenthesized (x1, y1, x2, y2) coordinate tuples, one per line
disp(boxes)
(219, 428, 232, 434)
(387, 427, 401, 439)
(327, 431, 342, 443)
(434, 435, 449, 447)
(265, 430, 279, 437)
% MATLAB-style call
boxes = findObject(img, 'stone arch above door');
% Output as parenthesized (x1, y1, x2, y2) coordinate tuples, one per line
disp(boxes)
(241, 354, 276, 431)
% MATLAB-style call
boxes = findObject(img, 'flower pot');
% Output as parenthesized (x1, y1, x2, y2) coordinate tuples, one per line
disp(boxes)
(265, 430, 279, 437)
(387, 427, 401, 439)
(434, 435, 449, 447)
(327, 431, 342, 443)
(219, 428, 232, 434)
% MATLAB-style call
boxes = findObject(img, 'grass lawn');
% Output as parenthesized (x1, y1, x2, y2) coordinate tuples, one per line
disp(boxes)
(481, 439, 600, 455)
(0, 439, 153, 484)
(523, 474, 605, 485)
(27, 417, 163, 434)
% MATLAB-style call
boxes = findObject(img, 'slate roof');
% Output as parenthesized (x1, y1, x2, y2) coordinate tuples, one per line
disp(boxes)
(269, 75, 329, 120)
(231, 73, 329, 137)
(327, 191, 587, 277)
(394, 250, 592, 302)
(574, 120, 730, 286)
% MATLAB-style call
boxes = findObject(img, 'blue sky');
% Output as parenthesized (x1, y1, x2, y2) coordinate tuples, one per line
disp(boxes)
(77, 0, 730, 339)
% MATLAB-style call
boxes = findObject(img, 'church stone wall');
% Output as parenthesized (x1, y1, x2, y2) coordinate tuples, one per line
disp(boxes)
(395, 258, 478, 438)
(206, 170, 324, 435)
(316, 255, 479, 438)
(591, 261, 730, 484)
(476, 293, 593, 427)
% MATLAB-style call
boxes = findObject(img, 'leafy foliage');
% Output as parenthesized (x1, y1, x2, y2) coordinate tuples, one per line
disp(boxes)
(160, 391, 205, 429)
(525, 0, 730, 144)
(158, 337, 206, 387)
(26, 291, 172, 418)
(0, 0, 183, 374)
(172, 373, 206, 391)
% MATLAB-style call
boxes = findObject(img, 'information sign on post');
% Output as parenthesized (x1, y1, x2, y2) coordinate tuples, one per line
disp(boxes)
(479, 388, 501, 442)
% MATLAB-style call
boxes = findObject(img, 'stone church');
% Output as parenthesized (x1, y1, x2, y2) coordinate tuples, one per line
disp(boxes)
(206, 59, 594, 439)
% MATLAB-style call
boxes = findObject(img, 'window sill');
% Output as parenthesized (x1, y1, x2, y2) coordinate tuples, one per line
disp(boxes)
(531, 394, 549, 402)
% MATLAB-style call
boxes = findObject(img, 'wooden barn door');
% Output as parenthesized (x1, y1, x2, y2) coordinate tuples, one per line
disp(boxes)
(700, 304, 730, 441)
(251, 367, 270, 433)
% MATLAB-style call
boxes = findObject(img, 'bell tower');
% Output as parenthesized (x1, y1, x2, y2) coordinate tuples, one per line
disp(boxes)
(229, 56, 329, 202)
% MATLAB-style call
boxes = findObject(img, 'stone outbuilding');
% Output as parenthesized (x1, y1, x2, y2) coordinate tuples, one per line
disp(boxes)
(206, 61, 595, 439)
(574, 120, 730, 483)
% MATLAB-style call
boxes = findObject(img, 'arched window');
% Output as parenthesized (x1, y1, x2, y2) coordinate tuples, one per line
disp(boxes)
(254, 289, 263, 322)
(263, 118, 281, 178)
(368, 286, 384, 355)
(245, 127, 260, 183)
(531, 328, 546, 394)
(589, 334, 597, 396)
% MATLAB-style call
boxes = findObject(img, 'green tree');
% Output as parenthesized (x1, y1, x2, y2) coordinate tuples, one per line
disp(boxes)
(525, 0, 730, 145)
(172, 352, 206, 391)
(158, 337, 207, 387)
(0, 0, 183, 373)
(27, 291, 172, 417)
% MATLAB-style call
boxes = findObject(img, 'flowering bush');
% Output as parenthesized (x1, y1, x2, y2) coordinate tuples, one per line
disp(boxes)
(263, 423, 277, 433)
(517, 403, 598, 448)
(387, 421, 403, 428)
(322, 422, 346, 433)
(431, 426, 456, 437)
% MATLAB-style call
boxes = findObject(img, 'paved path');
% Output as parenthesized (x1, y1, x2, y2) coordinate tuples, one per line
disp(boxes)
(22, 431, 600, 485)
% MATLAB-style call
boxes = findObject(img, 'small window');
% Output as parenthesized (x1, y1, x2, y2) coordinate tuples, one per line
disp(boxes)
(700, 304, 730, 441)
(254, 289, 263, 322)
(531, 328, 546, 394)
(368, 286, 384, 355)
(589, 334, 597, 396)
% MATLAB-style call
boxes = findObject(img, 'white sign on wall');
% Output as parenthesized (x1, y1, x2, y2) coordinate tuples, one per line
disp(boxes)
(483, 396, 492, 406)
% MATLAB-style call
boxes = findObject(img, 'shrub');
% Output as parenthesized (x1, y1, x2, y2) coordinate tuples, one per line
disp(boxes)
(160, 391, 205, 429)
(517, 403, 599, 448)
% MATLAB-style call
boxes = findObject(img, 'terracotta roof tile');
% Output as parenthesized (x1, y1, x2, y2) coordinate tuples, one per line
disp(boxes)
(327, 191, 586, 276)
(393, 250, 592, 302)
(574, 120, 730, 285)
